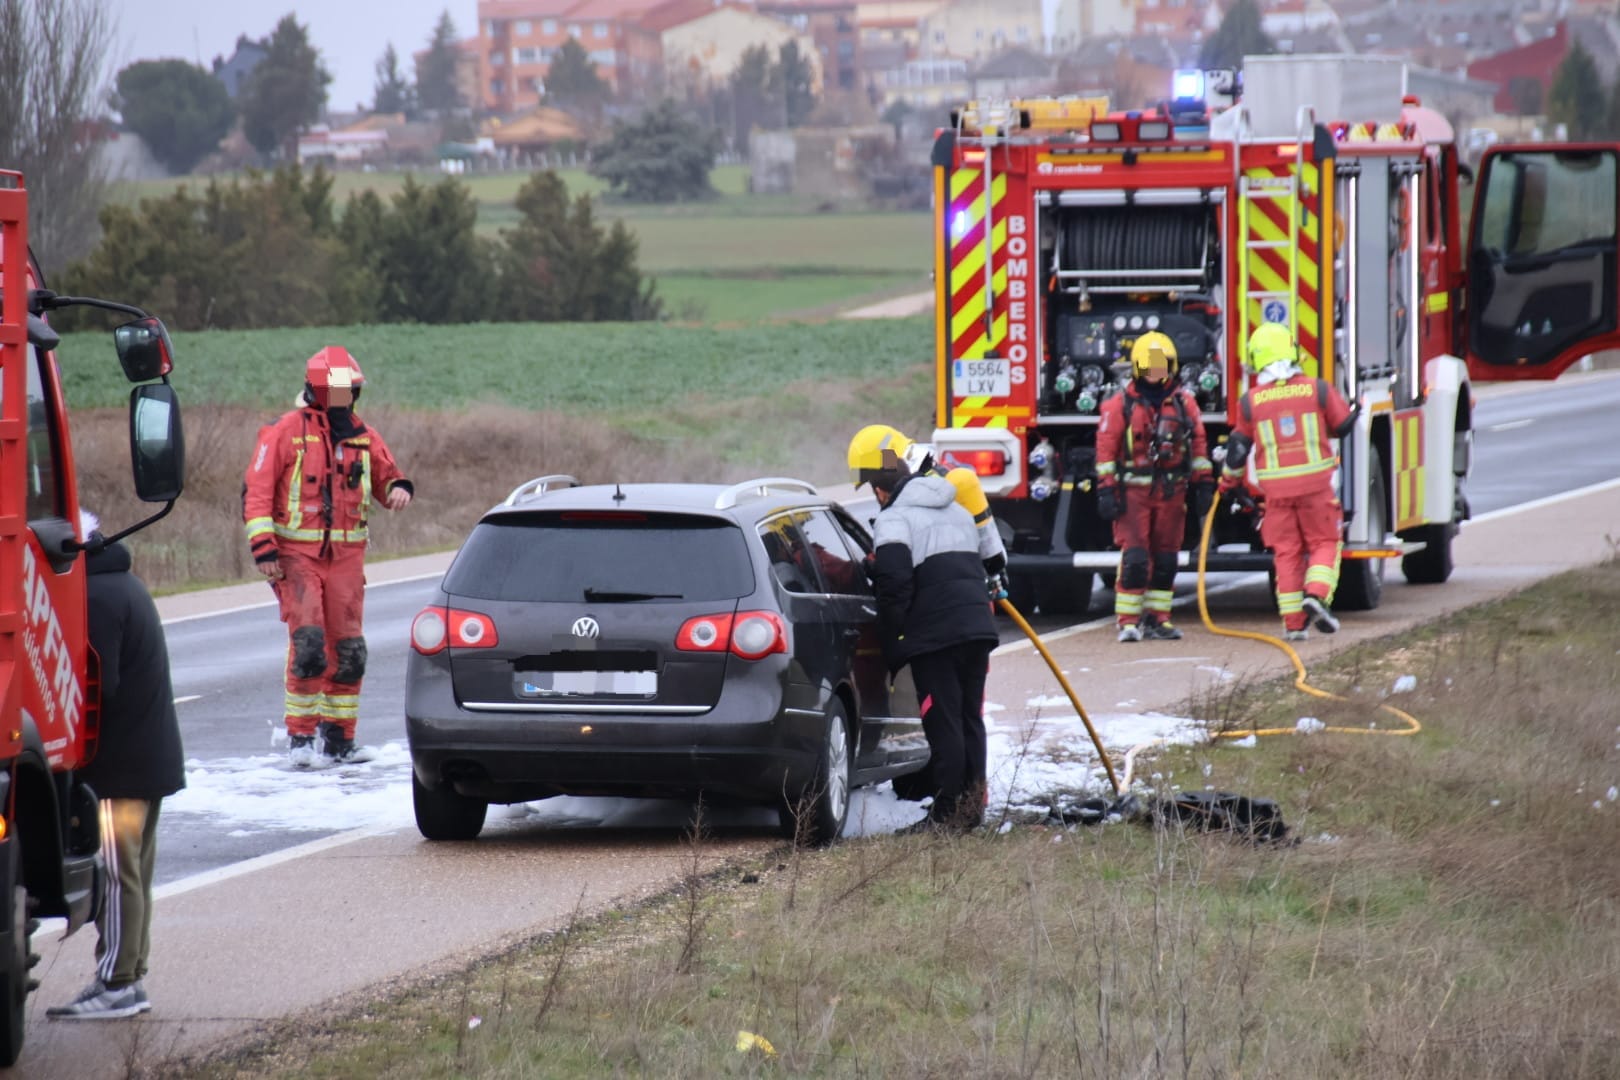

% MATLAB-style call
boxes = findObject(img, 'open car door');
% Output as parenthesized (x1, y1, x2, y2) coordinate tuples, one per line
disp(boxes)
(1465, 145, 1620, 381)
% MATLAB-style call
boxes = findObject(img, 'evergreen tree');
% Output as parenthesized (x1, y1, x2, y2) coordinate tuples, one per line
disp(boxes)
(372, 176, 492, 322)
(416, 10, 464, 113)
(776, 40, 817, 128)
(1547, 41, 1604, 139)
(373, 43, 414, 115)
(545, 37, 609, 111)
(1198, 0, 1275, 70)
(115, 59, 236, 175)
(729, 45, 777, 148)
(239, 15, 331, 158)
(590, 99, 720, 203)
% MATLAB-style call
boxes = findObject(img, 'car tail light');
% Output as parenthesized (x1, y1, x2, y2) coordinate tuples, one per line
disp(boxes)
(675, 611, 787, 660)
(412, 606, 498, 655)
(941, 448, 1008, 477)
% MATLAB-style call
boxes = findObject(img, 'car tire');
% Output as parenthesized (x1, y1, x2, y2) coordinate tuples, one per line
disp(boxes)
(412, 772, 488, 841)
(779, 699, 852, 847)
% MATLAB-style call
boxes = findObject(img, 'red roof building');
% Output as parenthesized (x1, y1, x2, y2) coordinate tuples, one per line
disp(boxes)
(1467, 21, 1569, 114)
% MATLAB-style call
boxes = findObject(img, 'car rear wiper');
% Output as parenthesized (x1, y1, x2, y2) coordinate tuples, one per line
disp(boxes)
(582, 588, 684, 602)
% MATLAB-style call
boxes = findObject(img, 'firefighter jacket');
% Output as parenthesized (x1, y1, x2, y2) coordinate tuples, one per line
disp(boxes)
(1095, 380, 1212, 494)
(243, 406, 410, 563)
(870, 473, 1000, 666)
(1226, 374, 1353, 500)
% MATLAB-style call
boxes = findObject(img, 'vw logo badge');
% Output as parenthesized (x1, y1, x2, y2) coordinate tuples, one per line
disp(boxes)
(571, 616, 600, 639)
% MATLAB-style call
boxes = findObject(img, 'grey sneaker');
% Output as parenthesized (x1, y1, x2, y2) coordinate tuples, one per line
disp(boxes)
(1303, 595, 1339, 634)
(1117, 623, 1144, 643)
(1143, 618, 1183, 640)
(47, 979, 150, 1020)
(1284, 628, 1309, 643)
(288, 734, 318, 768)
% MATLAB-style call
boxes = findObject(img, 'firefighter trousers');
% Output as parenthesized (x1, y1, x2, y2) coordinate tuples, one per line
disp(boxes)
(273, 544, 369, 739)
(1260, 492, 1343, 632)
(909, 641, 994, 829)
(1111, 483, 1187, 626)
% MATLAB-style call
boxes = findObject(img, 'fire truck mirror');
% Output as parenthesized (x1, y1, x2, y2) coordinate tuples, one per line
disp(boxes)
(130, 383, 185, 503)
(114, 316, 174, 382)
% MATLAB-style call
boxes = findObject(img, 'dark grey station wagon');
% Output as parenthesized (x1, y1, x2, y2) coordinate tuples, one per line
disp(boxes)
(405, 476, 928, 844)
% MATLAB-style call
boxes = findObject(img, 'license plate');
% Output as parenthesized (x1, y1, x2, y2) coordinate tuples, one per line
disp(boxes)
(518, 670, 657, 697)
(954, 358, 1010, 397)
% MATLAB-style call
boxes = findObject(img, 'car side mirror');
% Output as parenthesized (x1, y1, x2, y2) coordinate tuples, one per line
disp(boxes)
(115, 317, 174, 382)
(130, 382, 185, 502)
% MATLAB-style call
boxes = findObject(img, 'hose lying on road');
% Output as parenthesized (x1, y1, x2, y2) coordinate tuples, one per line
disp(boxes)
(1121, 494, 1425, 788)
(998, 597, 1124, 797)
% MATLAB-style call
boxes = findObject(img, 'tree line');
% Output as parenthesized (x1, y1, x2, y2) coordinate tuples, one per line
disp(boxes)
(53, 167, 661, 330)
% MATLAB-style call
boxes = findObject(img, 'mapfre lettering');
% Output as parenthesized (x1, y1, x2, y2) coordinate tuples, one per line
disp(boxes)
(20, 544, 83, 740)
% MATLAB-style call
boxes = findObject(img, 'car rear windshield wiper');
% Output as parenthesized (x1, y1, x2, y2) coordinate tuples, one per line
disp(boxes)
(582, 588, 684, 602)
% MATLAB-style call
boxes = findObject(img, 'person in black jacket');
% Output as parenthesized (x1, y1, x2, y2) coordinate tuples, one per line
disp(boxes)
(48, 513, 186, 1022)
(856, 441, 1000, 832)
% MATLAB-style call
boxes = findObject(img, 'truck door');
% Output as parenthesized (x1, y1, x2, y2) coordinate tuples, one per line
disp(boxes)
(1464, 146, 1620, 381)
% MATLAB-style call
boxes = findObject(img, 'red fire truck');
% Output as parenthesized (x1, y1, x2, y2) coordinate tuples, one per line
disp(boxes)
(926, 55, 1620, 614)
(0, 171, 184, 1063)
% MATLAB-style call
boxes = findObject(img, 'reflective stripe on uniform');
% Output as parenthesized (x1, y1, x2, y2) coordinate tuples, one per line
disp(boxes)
(1144, 588, 1173, 615)
(1276, 590, 1305, 615)
(324, 693, 360, 720)
(273, 523, 369, 543)
(245, 516, 276, 542)
(284, 692, 323, 717)
(1115, 591, 1144, 615)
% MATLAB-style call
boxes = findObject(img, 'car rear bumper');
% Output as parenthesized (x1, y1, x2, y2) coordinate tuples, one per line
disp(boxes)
(406, 662, 825, 805)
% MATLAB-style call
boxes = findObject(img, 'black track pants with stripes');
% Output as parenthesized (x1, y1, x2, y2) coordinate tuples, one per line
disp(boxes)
(96, 798, 162, 988)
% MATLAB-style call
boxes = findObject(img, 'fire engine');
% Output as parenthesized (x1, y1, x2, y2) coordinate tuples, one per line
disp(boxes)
(927, 55, 1620, 614)
(0, 172, 184, 1063)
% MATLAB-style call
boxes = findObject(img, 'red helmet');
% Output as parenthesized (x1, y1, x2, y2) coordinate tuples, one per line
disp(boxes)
(304, 346, 365, 409)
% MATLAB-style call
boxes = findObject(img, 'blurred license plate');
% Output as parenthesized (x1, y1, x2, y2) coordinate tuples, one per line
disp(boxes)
(519, 671, 656, 696)
(954, 358, 1010, 397)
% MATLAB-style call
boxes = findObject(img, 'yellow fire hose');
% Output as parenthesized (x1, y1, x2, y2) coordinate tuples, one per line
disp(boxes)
(998, 597, 1124, 797)
(1193, 494, 1422, 742)
(991, 493, 1424, 805)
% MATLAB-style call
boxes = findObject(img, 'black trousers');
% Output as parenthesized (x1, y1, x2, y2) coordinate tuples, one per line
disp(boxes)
(909, 640, 994, 826)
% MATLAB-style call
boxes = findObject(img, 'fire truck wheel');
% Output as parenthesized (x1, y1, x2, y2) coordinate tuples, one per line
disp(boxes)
(1038, 571, 1095, 616)
(1400, 523, 1456, 585)
(1336, 448, 1387, 612)
(1002, 572, 1038, 616)
(0, 836, 26, 1067)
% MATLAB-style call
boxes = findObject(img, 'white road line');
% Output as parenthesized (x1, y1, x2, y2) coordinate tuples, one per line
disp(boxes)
(1468, 475, 1620, 524)
(1486, 418, 1534, 433)
(161, 570, 446, 626)
(173, 695, 201, 705)
(154, 826, 395, 900)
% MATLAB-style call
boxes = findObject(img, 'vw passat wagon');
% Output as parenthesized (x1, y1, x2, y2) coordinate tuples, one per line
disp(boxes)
(405, 476, 929, 844)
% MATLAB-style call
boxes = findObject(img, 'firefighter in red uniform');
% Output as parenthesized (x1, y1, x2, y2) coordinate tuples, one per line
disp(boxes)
(1095, 332, 1212, 642)
(243, 347, 413, 765)
(1219, 323, 1360, 642)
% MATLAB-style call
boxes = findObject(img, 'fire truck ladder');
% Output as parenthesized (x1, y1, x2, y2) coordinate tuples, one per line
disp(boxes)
(1236, 107, 1315, 352)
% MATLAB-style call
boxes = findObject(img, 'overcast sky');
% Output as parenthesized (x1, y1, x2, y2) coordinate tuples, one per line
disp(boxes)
(115, 0, 472, 113)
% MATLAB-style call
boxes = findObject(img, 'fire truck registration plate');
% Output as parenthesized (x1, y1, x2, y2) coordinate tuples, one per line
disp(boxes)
(955, 359, 1010, 397)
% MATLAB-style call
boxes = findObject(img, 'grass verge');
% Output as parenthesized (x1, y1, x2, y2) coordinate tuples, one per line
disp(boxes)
(175, 562, 1620, 1078)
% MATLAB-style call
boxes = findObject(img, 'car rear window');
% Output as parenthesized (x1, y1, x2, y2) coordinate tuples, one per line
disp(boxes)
(445, 512, 756, 602)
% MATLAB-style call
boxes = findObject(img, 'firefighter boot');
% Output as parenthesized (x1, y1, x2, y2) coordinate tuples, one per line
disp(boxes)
(1303, 595, 1339, 634)
(288, 734, 318, 768)
(1117, 622, 1144, 643)
(1143, 616, 1183, 641)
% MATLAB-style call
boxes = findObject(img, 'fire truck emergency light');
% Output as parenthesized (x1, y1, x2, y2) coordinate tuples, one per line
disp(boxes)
(1172, 70, 1204, 102)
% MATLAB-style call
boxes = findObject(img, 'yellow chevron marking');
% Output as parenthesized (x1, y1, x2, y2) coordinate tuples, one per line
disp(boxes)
(952, 289, 987, 343)
(950, 169, 978, 200)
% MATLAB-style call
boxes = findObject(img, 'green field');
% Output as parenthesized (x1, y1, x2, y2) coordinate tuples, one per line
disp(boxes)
(110, 165, 933, 323)
(54, 317, 933, 413)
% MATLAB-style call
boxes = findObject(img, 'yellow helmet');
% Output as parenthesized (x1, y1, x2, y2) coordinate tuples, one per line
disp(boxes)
(1129, 331, 1178, 384)
(1246, 322, 1296, 374)
(847, 424, 912, 488)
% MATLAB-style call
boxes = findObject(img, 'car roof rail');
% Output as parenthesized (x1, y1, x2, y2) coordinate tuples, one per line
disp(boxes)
(502, 474, 581, 506)
(713, 477, 819, 510)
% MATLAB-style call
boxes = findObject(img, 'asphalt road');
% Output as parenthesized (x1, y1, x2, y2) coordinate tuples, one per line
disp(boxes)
(149, 371, 1620, 885)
